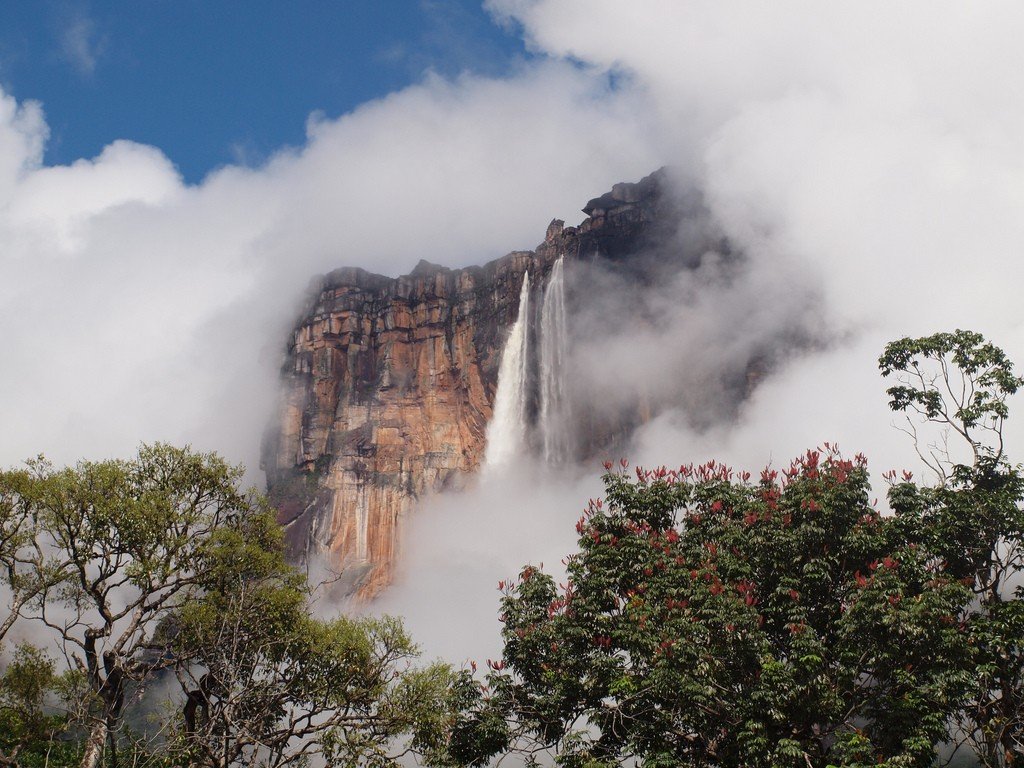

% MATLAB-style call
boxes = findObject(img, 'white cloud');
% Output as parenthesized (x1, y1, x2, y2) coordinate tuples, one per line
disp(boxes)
(371, 459, 599, 662)
(0, 90, 46, 203)
(0, 60, 658, 478)
(380, 1, 1024, 661)
(5, 2, 1024, 667)
(485, 0, 1024, 458)
(59, 13, 105, 77)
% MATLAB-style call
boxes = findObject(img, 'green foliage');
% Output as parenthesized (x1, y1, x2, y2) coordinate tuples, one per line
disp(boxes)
(880, 331, 1022, 426)
(0, 643, 63, 764)
(459, 330, 1024, 768)
(166, 504, 462, 768)
(467, 449, 971, 767)
(0, 444, 463, 768)
(882, 331, 1024, 767)
(4, 444, 264, 768)
(880, 330, 1024, 469)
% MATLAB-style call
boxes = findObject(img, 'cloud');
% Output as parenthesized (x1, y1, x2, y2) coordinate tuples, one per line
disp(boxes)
(0, 90, 46, 200)
(4, 1, 1024, 671)
(376, 1, 1024, 662)
(485, 0, 1024, 454)
(0, 59, 659, 480)
(59, 13, 105, 77)
(371, 459, 598, 662)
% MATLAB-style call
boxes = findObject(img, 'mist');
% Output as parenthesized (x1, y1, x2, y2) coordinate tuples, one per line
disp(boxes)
(4, 2, 1024, 672)
(0, 61, 658, 477)
(371, 2, 1024, 664)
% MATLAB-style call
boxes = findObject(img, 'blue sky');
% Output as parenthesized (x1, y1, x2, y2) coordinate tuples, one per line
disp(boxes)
(0, 0, 531, 183)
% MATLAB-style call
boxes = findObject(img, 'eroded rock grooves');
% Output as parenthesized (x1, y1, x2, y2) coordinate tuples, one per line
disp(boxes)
(262, 169, 673, 599)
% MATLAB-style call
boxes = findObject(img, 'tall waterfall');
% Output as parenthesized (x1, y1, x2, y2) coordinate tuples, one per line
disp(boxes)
(539, 256, 571, 462)
(484, 272, 531, 467)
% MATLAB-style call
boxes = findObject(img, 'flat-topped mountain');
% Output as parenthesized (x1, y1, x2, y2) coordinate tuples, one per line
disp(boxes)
(261, 169, 764, 599)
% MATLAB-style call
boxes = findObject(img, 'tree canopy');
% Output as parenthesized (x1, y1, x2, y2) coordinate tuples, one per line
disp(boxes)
(4, 330, 1024, 767)
(453, 330, 1024, 768)
(0, 444, 461, 768)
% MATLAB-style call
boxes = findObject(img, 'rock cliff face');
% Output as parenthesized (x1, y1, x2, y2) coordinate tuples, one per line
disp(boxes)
(261, 169, 685, 598)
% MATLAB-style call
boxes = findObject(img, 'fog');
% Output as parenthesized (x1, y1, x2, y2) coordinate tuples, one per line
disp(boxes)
(0, 61, 658, 476)
(4, 3, 1024, 667)
(377, 2, 1024, 662)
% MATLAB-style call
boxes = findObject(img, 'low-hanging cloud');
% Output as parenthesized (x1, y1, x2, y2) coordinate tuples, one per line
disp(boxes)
(4, 3, 1024, 671)
(488, 0, 1024, 457)
(378, 1, 1024, 663)
(562, 173, 826, 442)
(0, 60, 659, 476)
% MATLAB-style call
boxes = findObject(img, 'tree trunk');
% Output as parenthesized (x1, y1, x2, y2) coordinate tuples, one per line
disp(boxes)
(107, 724, 119, 768)
(80, 718, 108, 768)
(1002, 732, 1019, 767)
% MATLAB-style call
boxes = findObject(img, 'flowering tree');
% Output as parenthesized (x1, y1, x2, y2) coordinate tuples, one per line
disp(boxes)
(453, 447, 971, 767)
(448, 329, 1024, 767)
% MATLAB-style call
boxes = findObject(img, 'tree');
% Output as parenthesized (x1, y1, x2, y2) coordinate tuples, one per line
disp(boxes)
(457, 448, 971, 767)
(879, 329, 1022, 479)
(1, 443, 464, 768)
(0, 643, 73, 768)
(0, 444, 262, 768)
(0, 468, 36, 643)
(166, 507, 462, 768)
(0, 465, 76, 766)
(881, 331, 1024, 767)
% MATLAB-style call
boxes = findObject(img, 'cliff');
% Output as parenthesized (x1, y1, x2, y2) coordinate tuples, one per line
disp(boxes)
(261, 169, 686, 598)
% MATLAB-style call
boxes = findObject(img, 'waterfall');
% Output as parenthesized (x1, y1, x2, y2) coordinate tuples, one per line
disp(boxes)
(484, 272, 531, 467)
(539, 256, 571, 462)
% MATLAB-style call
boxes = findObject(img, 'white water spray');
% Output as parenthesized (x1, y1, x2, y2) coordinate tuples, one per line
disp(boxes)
(484, 272, 531, 467)
(539, 256, 571, 463)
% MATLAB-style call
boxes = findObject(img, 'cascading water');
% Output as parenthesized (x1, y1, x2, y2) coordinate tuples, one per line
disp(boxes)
(539, 256, 571, 463)
(484, 272, 531, 467)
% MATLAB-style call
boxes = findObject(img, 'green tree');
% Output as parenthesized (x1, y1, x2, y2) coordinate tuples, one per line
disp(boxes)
(0, 467, 40, 642)
(2, 443, 464, 768)
(0, 643, 76, 767)
(881, 330, 1024, 766)
(22, 444, 257, 768)
(879, 329, 1021, 478)
(0, 463, 76, 766)
(456, 448, 970, 767)
(166, 508, 462, 768)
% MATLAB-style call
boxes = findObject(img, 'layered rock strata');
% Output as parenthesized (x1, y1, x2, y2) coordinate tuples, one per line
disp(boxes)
(262, 170, 674, 598)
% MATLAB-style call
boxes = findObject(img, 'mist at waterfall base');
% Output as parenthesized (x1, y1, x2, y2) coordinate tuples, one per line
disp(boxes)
(372, 140, 1024, 664)
(0, 1, 1022, 673)
(371, 179, 832, 664)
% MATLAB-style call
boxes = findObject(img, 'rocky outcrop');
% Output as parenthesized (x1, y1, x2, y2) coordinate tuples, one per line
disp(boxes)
(261, 170, 678, 598)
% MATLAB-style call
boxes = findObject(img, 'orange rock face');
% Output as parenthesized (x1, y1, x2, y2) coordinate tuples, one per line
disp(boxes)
(262, 252, 547, 598)
(262, 171, 673, 599)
